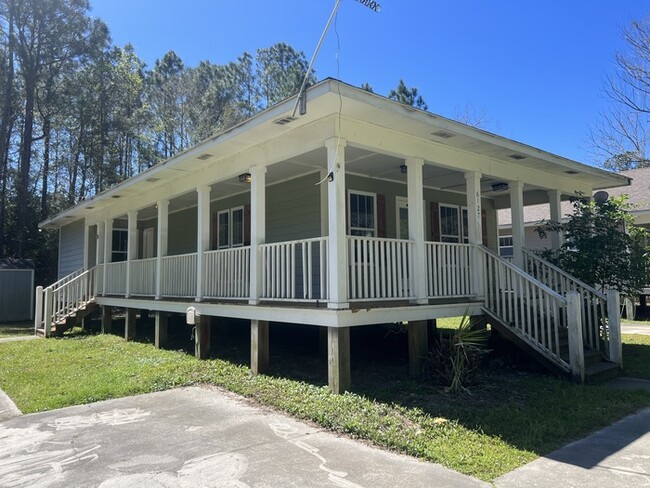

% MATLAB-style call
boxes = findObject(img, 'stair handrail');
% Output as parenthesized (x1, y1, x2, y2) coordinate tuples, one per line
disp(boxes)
(523, 249, 608, 357)
(522, 249, 606, 299)
(477, 245, 572, 373)
(49, 267, 86, 291)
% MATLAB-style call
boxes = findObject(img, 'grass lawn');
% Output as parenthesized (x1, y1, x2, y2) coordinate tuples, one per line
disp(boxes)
(0, 325, 649, 482)
(622, 333, 650, 379)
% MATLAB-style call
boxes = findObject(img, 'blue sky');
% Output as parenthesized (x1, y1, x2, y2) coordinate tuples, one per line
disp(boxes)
(90, 0, 650, 166)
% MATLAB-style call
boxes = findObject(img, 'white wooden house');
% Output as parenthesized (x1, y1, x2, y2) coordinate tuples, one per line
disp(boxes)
(36, 79, 628, 392)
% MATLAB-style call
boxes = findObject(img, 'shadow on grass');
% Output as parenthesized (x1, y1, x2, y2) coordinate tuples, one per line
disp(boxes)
(622, 342, 650, 380)
(0, 321, 34, 338)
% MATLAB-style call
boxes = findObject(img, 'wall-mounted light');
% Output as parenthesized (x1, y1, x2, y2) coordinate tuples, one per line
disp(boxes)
(400, 164, 408, 174)
(492, 182, 509, 192)
(239, 173, 252, 183)
(327, 172, 334, 182)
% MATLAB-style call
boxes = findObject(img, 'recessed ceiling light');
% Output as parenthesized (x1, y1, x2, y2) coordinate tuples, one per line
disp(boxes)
(508, 154, 526, 160)
(565, 170, 579, 175)
(111, 195, 121, 199)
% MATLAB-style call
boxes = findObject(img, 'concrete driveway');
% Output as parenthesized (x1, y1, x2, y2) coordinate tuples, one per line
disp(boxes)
(0, 386, 487, 488)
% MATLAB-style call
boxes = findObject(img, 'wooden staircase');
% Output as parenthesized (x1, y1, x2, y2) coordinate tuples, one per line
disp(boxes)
(34, 268, 97, 338)
(36, 302, 98, 337)
(479, 247, 622, 384)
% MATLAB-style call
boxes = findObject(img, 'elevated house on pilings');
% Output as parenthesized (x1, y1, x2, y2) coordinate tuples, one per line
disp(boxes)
(36, 79, 628, 391)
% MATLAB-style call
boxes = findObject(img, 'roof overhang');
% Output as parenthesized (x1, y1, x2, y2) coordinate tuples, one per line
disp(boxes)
(41, 78, 630, 229)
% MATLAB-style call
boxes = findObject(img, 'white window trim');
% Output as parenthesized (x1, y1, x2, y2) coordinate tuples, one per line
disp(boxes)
(439, 204, 469, 243)
(348, 190, 377, 237)
(499, 235, 514, 257)
(217, 206, 245, 250)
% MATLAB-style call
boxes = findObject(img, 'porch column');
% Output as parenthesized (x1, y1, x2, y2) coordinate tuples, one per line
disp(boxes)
(83, 223, 90, 270)
(125, 308, 136, 341)
(101, 305, 113, 334)
(125, 210, 138, 298)
(328, 326, 351, 394)
(509, 181, 525, 268)
(103, 218, 113, 296)
(155, 199, 169, 300)
(249, 165, 266, 305)
(320, 168, 328, 237)
(194, 315, 211, 359)
(97, 221, 105, 265)
(326, 138, 349, 309)
(154, 311, 168, 349)
(406, 157, 427, 304)
(96, 221, 105, 295)
(465, 171, 484, 296)
(250, 319, 269, 374)
(547, 189, 563, 250)
(196, 185, 211, 302)
(408, 320, 428, 377)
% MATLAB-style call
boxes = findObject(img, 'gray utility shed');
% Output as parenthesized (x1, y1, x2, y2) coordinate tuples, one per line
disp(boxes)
(0, 258, 34, 322)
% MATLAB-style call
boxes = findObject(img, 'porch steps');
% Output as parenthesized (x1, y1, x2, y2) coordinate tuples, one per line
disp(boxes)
(36, 302, 98, 337)
(487, 315, 619, 383)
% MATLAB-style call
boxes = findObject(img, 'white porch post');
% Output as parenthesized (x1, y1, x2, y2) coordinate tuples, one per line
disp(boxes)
(510, 181, 525, 268)
(406, 157, 427, 304)
(326, 138, 348, 309)
(83, 223, 90, 270)
(547, 189, 563, 250)
(103, 218, 113, 296)
(155, 199, 169, 300)
(96, 221, 105, 296)
(125, 210, 138, 298)
(97, 221, 105, 266)
(196, 185, 211, 302)
(249, 165, 266, 304)
(465, 171, 483, 295)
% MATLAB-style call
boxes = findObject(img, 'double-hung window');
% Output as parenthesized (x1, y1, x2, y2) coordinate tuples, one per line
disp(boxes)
(217, 206, 244, 249)
(499, 235, 514, 257)
(439, 204, 469, 243)
(349, 191, 376, 237)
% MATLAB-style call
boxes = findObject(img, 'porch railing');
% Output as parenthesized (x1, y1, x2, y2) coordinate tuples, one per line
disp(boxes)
(161, 253, 197, 298)
(523, 249, 608, 357)
(425, 242, 473, 298)
(130, 257, 157, 296)
(347, 236, 413, 301)
(260, 237, 328, 301)
(480, 246, 571, 372)
(204, 247, 250, 299)
(104, 261, 127, 295)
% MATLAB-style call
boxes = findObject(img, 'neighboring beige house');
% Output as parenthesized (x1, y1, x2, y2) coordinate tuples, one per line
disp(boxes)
(497, 166, 650, 253)
(35, 79, 628, 390)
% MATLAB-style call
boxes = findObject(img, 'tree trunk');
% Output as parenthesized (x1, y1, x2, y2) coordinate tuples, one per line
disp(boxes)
(16, 74, 36, 255)
(40, 115, 51, 220)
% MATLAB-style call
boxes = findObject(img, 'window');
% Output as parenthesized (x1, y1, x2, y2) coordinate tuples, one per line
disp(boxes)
(349, 191, 376, 237)
(111, 229, 128, 262)
(499, 235, 514, 257)
(439, 204, 469, 243)
(217, 206, 244, 249)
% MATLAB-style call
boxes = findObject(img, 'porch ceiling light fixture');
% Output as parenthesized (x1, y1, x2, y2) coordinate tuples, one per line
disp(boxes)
(400, 164, 408, 174)
(491, 182, 509, 192)
(239, 173, 252, 183)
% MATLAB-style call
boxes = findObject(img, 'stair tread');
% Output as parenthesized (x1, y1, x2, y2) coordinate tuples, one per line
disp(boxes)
(585, 361, 619, 375)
